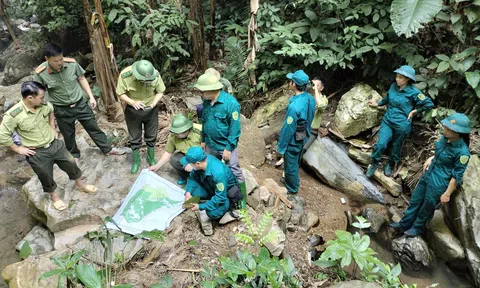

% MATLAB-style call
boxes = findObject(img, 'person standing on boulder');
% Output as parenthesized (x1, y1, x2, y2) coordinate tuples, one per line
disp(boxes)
(182, 146, 242, 235)
(116, 60, 166, 174)
(391, 113, 470, 237)
(277, 70, 316, 194)
(33, 43, 125, 159)
(148, 114, 202, 185)
(366, 65, 434, 178)
(193, 73, 246, 208)
(0, 81, 97, 211)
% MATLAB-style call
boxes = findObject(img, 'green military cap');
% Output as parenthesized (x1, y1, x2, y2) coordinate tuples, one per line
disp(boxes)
(132, 60, 158, 81)
(180, 146, 206, 166)
(194, 73, 223, 91)
(441, 113, 471, 134)
(170, 114, 193, 134)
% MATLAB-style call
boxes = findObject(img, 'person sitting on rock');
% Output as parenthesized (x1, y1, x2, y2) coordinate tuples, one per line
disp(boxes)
(148, 114, 202, 185)
(182, 146, 242, 235)
(0, 81, 97, 211)
(277, 70, 316, 194)
(391, 113, 470, 237)
(193, 72, 247, 208)
(366, 65, 434, 178)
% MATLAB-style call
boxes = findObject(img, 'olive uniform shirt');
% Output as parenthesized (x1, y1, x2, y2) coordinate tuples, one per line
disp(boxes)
(311, 93, 328, 130)
(0, 101, 55, 148)
(165, 123, 202, 154)
(33, 58, 87, 106)
(116, 66, 166, 106)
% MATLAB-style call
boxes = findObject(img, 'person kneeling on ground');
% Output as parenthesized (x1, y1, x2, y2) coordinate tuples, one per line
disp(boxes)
(148, 114, 202, 185)
(0, 81, 97, 211)
(181, 146, 242, 235)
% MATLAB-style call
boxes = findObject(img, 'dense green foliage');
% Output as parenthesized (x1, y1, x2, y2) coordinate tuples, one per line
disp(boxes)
(9, 0, 480, 121)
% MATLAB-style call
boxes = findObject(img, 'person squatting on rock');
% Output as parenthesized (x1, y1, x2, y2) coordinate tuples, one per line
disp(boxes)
(34, 43, 125, 159)
(0, 81, 97, 211)
(303, 76, 329, 152)
(277, 70, 316, 194)
(181, 146, 243, 234)
(193, 72, 247, 208)
(390, 113, 471, 237)
(116, 60, 166, 174)
(148, 114, 202, 185)
(366, 65, 434, 178)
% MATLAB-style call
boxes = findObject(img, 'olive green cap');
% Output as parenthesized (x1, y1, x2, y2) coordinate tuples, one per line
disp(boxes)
(194, 73, 223, 91)
(169, 114, 193, 134)
(132, 60, 158, 81)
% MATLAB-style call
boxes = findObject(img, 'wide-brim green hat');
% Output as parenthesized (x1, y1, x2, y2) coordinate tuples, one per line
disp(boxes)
(169, 114, 193, 134)
(441, 113, 471, 134)
(132, 60, 158, 81)
(393, 65, 416, 82)
(194, 73, 223, 91)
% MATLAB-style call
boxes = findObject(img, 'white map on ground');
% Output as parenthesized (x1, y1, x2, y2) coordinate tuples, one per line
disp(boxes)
(107, 169, 185, 235)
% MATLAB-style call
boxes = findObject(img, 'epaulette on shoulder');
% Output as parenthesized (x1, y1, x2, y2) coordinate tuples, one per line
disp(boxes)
(35, 65, 47, 74)
(64, 57, 76, 63)
(9, 107, 23, 118)
(122, 70, 133, 79)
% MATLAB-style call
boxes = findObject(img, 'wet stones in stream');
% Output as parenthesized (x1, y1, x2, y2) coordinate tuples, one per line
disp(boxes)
(391, 236, 436, 272)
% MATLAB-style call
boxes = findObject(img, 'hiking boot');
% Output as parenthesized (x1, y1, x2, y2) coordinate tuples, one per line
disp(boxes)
(389, 222, 405, 232)
(384, 162, 394, 177)
(404, 227, 421, 237)
(107, 147, 127, 156)
(131, 150, 141, 174)
(177, 178, 187, 185)
(366, 163, 378, 178)
(195, 210, 213, 236)
(147, 147, 156, 166)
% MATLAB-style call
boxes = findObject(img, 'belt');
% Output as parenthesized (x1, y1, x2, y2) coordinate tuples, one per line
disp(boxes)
(54, 100, 82, 108)
(26, 140, 54, 149)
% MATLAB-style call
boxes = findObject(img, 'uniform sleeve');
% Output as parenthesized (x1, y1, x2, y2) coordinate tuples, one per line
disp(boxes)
(377, 94, 389, 107)
(277, 106, 298, 155)
(33, 73, 44, 85)
(201, 100, 207, 143)
(46, 103, 54, 113)
(316, 95, 328, 112)
(225, 101, 241, 151)
(165, 135, 176, 154)
(451, 151, 470, 184)
(413, 92, 434, 113)
(154, 74, 166, 94)
(116, 76, 128, 96)
(74, 62, 86, 77)
(0, 114, 17, 147)
(198, 174, 228, 211)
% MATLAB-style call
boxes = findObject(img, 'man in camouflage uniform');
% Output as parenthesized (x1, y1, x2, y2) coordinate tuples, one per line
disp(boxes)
(0, 81, 97, 211)
(33, 43, 124, 159)
(116, 60, 166, 174)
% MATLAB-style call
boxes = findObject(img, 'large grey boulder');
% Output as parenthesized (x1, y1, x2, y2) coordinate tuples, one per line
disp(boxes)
(1, 51, 40, 85)
(15, 225, 54, 257)
(391, 236, 435, 272)
(446, 155, 480, 286)
(361, 207, 386, 234)
(241, 168, 259, 195)
(426, 210, 465, 262)
(250, 86, 290, 143)
(238, 115, 266, 167)
(22, 140, 178, 233)
(334, 84, 384, 138)
(264, 220, 285, 257)
(302, 137, 385, 203)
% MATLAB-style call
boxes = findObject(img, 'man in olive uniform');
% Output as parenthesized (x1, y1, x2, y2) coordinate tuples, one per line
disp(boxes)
(0, 81, 97, 211)
(193, 73, 246, 209)
(149, 114, 202, 185)
(33, 43, 124, 158)
(116, 60, 166, 173)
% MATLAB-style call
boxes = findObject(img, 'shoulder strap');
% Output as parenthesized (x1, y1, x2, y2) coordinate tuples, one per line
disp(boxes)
(64, 57, 76, 63)
(35, 65, 47, 74)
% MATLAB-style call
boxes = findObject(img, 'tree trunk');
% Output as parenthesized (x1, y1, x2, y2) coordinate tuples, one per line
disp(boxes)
(208, 0, 216, 60)
(0, 0, 19, 46)
(188, 0, 200, 69)
(197, 0, 207, 71)
(82, 0, 124, 122)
